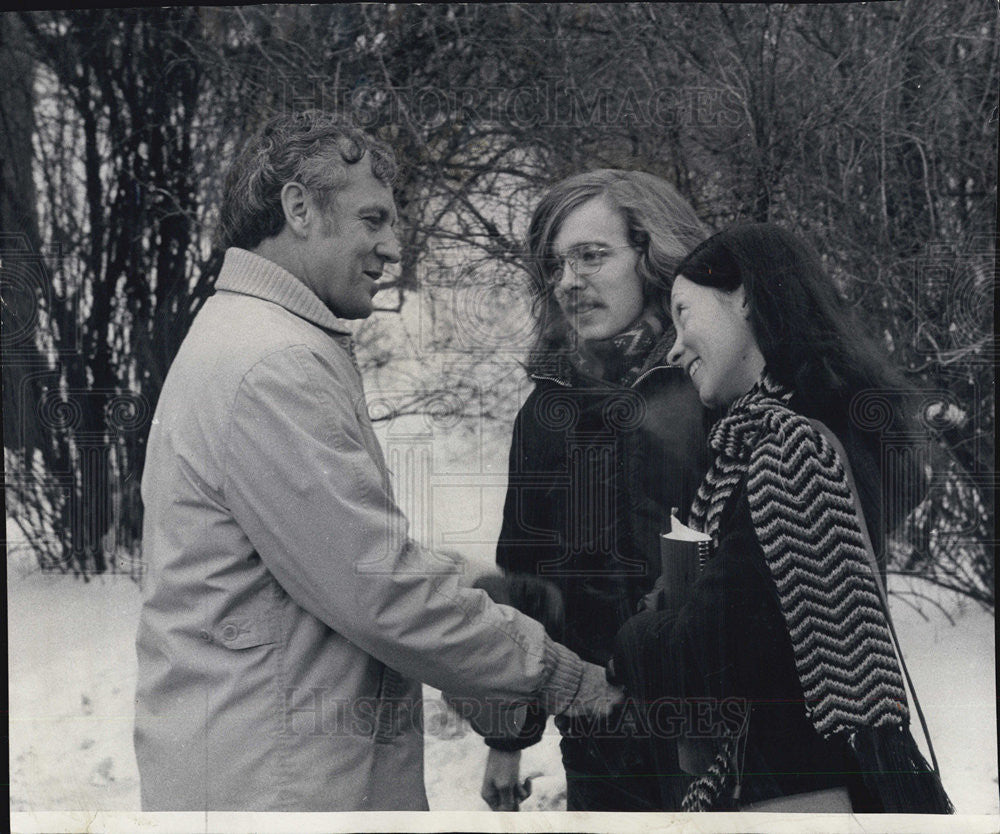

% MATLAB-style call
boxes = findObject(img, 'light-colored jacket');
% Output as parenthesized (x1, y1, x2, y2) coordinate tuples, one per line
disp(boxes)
(134, 248, 586, 811)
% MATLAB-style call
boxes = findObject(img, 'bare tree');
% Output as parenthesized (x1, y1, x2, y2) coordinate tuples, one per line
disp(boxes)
(4, 4, 994, 606)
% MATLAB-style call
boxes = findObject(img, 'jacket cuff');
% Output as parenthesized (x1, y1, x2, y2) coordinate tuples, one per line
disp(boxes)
(536, 636, 585, 715)
(484, 705, 547, 751)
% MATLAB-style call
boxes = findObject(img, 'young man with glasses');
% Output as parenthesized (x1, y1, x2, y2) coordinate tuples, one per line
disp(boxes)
(475, 170, 713, 811)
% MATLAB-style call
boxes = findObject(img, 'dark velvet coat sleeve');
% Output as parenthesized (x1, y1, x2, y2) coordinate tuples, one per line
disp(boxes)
(614, 486, 779, 710)
(613, 484, 857, 803)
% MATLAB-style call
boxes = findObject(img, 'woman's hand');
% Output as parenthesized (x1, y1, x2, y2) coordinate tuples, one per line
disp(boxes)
(481, 748, 531, 810)
(637, 575, 665, 612)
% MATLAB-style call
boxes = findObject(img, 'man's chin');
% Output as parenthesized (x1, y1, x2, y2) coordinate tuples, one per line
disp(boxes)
(574, 324, 615, 341)
(328, 303, 373, 320)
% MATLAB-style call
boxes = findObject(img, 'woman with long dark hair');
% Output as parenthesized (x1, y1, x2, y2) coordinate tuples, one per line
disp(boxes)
(611, 223, 953, 813)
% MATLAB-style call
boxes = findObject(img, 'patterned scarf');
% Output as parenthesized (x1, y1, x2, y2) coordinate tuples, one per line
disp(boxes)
(571, 306, 670, 387)
(682, 372, 909, 810)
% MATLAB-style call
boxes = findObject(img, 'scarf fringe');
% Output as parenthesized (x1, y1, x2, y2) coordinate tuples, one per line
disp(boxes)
(849, 725, 954, 814)
(681, 738, 738, 811)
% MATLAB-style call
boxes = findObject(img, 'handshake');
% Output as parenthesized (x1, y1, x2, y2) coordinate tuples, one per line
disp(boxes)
(470, 573, 625, 811)
(472, 573, 625, 720)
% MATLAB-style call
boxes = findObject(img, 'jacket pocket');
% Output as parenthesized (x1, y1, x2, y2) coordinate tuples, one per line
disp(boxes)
(211, 615, 278, 650)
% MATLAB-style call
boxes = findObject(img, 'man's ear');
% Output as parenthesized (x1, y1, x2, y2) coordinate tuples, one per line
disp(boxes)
(280, 182, 310, 238)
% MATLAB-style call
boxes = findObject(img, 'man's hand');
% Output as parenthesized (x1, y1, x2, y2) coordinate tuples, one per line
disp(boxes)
(559, 660, 625, 719)
(481, 748, 531, 811)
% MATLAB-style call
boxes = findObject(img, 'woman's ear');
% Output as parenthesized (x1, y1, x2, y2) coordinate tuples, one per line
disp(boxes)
(740, 286, 753, 318)
(729, 284, 752, 318)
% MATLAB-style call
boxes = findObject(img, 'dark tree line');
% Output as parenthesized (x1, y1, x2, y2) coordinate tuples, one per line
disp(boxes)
(1, 3, 995, 606)
(4, 10, 214, 575)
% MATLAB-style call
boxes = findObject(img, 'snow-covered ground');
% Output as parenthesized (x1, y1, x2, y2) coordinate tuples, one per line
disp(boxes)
(7, 546, 998, 817)
(7, 389, 999, 824)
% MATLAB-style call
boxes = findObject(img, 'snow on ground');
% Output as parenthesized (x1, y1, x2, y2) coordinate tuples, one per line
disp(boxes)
(8, 556, 143, 813)
(7, 546, 998, 816)
(885, 578, 998, 814)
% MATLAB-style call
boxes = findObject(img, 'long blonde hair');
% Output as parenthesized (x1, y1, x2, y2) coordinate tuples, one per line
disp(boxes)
(525, 169, 708, 367)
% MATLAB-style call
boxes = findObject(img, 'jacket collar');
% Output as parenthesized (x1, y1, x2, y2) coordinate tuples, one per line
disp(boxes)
(215, 248, 354, 335)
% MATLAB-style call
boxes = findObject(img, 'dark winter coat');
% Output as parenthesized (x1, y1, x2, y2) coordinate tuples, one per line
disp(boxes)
(611, 410, 927, 810)
(490, 351, 710, 749)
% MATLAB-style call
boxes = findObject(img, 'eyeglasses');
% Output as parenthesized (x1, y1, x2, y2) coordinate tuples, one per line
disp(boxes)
(546, 244, 635, 287)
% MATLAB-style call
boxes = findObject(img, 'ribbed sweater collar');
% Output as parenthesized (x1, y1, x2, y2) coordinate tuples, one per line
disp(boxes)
(215, 247, 353, 335)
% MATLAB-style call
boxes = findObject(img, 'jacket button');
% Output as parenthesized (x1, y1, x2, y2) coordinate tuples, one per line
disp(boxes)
(221, 624, 239, 642)
(199, 630, 212, 642)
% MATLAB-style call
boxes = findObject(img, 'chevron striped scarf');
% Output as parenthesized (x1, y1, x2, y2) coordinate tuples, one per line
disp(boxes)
(682, 372, 909, 811)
